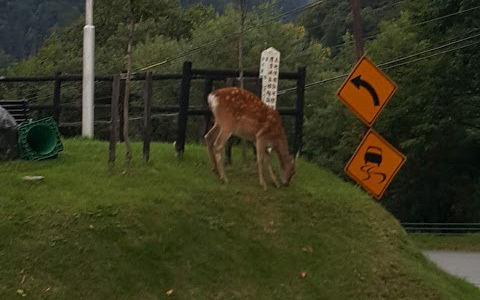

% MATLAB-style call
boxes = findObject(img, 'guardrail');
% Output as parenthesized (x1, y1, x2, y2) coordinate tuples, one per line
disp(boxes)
(402, 223, 480, 235)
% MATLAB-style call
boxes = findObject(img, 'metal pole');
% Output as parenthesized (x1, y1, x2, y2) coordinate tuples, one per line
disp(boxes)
(82, 0, 95, 137)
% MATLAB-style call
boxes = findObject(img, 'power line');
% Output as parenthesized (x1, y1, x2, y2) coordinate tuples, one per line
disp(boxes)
(138, 0, 329, 72)
(377, 31, 480, 67)
(306, 39, 480, 89)
(139, 2, 480, 74)
(278, 33, 480, 94)
(382, 40, 480, 71)
(308, 4, 480, 51)
(407, 5, 480, 29)
(304, 0, 409, 33)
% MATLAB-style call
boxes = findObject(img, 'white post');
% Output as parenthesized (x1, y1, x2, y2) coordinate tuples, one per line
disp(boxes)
(82, 0, 95, 137)
(259, 47, 280, 108)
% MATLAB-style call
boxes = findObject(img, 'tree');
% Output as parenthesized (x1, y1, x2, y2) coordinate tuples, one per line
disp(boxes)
(297, 0, 400, 52)
(304, 3, 480, 222)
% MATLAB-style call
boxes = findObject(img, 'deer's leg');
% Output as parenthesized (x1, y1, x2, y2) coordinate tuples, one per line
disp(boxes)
(204, 124, 220, 173)
(264, 150, 280, 188)
(213, 130, 232, 184)
(255, 139, 267, 190)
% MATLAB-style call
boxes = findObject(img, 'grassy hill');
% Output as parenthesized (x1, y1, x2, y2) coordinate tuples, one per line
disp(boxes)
(0, 139, 479, 299)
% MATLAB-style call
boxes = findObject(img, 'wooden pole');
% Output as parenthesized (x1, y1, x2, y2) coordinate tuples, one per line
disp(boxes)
(143, 72, 153, 162)
(294, 66, 306, 156)
(238, 0, 246, 89)
(123, 0, 134, 167)
(201, 78, 214, 139)
(238, 0, 248, 162)
(351, 0, 369, 136)
(109, 74, 120, 166)
(175, 61, 193, 156)
(351, 0, 364, 59)
(52, 72, 62, 124)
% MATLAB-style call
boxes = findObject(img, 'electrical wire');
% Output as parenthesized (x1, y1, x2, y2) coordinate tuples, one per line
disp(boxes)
(277, 33, 480, 94)
(138, 0, 329, 71)
(307, 4, 480, 51)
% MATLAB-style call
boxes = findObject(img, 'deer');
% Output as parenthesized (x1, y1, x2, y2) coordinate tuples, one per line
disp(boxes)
(204, 87, 296, 190)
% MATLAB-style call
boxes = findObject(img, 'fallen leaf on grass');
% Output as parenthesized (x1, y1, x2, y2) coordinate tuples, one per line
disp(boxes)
(302, 246, 314, 253)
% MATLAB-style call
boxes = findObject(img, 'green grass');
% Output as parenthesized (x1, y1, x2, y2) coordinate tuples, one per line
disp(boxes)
(410, 234, 480, 252)
(0, 138, 479, 299)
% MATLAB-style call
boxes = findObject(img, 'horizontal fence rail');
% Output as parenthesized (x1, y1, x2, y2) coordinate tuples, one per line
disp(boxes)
(402, 223, 480, 235)
(0, 62, 306, 157)
(0, 70, 300, 83)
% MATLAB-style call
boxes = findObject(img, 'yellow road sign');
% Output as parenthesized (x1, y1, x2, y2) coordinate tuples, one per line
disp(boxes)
(345, 130, 406, 200)
(337, 56, 397, 126)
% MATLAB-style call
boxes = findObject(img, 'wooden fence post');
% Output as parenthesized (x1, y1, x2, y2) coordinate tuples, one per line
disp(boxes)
(143, 72, 153, 162)
(294, 66, 306, 156)
(109, 74, 121, 166)
(52, 72, 62, 123)
(118, 75, 126, 142)
(201, 77, 214, 140)
(175, 61, 193, 156)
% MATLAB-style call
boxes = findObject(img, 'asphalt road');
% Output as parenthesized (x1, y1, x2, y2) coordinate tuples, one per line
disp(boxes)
(425, 250, 480, 287)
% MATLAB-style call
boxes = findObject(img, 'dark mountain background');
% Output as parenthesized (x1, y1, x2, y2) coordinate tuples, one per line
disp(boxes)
(0, 0, 314, 68)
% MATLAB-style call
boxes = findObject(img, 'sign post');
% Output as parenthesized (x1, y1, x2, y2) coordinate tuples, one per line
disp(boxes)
(259, 47, 280, 108)
(337, 55, 405, 200)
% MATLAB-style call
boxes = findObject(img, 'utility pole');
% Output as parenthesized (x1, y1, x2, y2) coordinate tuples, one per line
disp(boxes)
(351, 0, 364, 59)
(82, 0, 95, 137)
(351, 0, 368, 135)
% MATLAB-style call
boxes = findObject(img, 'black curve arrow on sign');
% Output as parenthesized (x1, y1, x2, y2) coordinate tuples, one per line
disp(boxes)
(351, 75, 380, 106)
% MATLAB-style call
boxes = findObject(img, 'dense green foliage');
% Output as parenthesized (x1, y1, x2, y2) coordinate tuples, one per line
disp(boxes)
(1, 0, 479, 223)
(0, 139, 479, 299)
(298, 0, 400, 51)
(297, 0, 480, 222)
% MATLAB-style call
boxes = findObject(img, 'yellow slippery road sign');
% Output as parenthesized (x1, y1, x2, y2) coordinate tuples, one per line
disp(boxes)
(345, 129, 406, 200)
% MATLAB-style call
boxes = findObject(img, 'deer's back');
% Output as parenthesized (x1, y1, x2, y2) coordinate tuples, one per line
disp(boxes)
(208, 87, 285, 140)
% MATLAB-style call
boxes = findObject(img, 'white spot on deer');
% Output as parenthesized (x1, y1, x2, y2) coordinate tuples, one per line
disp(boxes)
(208, 94, 219, 113)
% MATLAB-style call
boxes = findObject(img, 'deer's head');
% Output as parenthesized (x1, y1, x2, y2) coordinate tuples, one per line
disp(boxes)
(280, 156, 296, 186)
